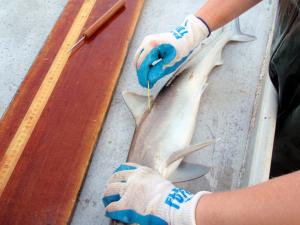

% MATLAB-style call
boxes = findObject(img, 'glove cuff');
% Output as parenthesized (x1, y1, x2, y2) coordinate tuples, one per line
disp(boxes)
(196, 16, 211, 37)
(186, 14, 210, 38)
(172, 191, 211, 225)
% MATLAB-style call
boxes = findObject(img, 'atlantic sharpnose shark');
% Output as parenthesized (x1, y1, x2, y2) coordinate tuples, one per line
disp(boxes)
(122, 19, 255, 182)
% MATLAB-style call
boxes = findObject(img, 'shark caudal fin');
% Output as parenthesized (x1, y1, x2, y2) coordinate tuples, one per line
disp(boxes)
(230, 18, 256, 42)
(122, 91, 152, 125)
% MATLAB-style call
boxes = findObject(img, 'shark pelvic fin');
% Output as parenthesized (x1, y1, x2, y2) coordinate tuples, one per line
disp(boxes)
(165, 139, 218, 166)
(168, 161, 209, 183)
(231, 18, 256, 42)
(231, 33, 256, 42)
(215, 52, 224, 66)
(122, 91, 151, 125)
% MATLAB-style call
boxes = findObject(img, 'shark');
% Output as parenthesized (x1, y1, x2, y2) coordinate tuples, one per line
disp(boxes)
(122, 19, 255, 182)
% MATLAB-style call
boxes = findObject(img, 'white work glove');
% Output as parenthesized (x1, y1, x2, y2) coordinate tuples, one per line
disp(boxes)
(103, 163, 210, 225)
(135, 15, 210, 88)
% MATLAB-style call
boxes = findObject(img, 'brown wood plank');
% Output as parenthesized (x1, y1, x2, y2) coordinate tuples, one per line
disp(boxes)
(0, 0, 143, 224)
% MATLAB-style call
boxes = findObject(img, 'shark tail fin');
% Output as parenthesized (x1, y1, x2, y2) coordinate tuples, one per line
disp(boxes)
(230, 18, 256, 42)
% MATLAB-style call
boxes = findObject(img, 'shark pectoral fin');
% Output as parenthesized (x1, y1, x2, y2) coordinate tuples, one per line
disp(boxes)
(165, 139, 218, 166)
(168, 161, 210, 183)
(122, 91, 151, 125)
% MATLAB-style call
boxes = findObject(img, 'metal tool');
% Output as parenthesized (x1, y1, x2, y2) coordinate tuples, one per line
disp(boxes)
(69, 0, 126, 52)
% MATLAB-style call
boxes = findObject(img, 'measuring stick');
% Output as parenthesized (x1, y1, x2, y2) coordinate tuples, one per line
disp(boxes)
(0, 0, 98, 196)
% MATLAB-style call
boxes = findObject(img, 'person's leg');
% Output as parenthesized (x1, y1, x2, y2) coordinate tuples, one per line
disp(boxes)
(269, 0, 300, 177)
(271, 104, 300, 177)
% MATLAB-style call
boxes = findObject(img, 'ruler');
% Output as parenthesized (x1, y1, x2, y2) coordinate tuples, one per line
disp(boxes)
(0, 0, 97, 196)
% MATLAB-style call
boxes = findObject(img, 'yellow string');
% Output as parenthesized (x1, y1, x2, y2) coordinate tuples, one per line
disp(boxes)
(147, 81, 151, 109)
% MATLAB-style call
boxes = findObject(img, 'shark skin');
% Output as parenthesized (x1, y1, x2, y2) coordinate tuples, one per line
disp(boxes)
(122, 19, 255, 182)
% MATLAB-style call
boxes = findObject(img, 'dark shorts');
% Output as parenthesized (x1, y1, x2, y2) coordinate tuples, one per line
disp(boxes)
(269, 0, 300, 177)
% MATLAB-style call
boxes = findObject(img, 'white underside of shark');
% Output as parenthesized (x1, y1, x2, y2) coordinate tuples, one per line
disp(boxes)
(123, 19, 255, 183)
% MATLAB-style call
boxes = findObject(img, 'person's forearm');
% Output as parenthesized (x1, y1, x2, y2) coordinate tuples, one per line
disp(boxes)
(195, 0, 262, 31)
(196, 171, 300, 225)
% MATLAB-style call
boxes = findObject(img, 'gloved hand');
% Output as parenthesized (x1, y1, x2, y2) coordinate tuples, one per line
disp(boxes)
(103, 163, 209, 225)
(134, 15, 210, 88)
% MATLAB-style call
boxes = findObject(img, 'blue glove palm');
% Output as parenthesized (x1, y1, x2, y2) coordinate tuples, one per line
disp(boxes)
(103, 163, 209, 225)
(134, 15, 210, 88)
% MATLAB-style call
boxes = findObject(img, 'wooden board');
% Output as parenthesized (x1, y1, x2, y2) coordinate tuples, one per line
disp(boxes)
(0, 0, 143, 224)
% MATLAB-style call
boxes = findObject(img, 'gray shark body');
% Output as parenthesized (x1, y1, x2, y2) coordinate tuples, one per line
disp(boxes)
(123, 19, 254, 182)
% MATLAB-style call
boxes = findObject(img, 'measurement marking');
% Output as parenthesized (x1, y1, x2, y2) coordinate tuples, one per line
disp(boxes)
(0, 0, 97, 196)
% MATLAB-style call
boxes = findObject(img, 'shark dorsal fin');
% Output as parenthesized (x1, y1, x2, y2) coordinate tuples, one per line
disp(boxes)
(165, 139, 218, 166)
(122, 91, 150, 125)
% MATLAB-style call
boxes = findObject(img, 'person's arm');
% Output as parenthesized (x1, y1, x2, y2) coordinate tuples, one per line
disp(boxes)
(197, 171, 300, 225)
(103, 163, 300, 225)
(135, 0, 262, 88)
(196, 0, 262, 31)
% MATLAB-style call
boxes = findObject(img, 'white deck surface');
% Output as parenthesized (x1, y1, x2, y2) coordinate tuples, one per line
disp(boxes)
(0, 1, 277, 224)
